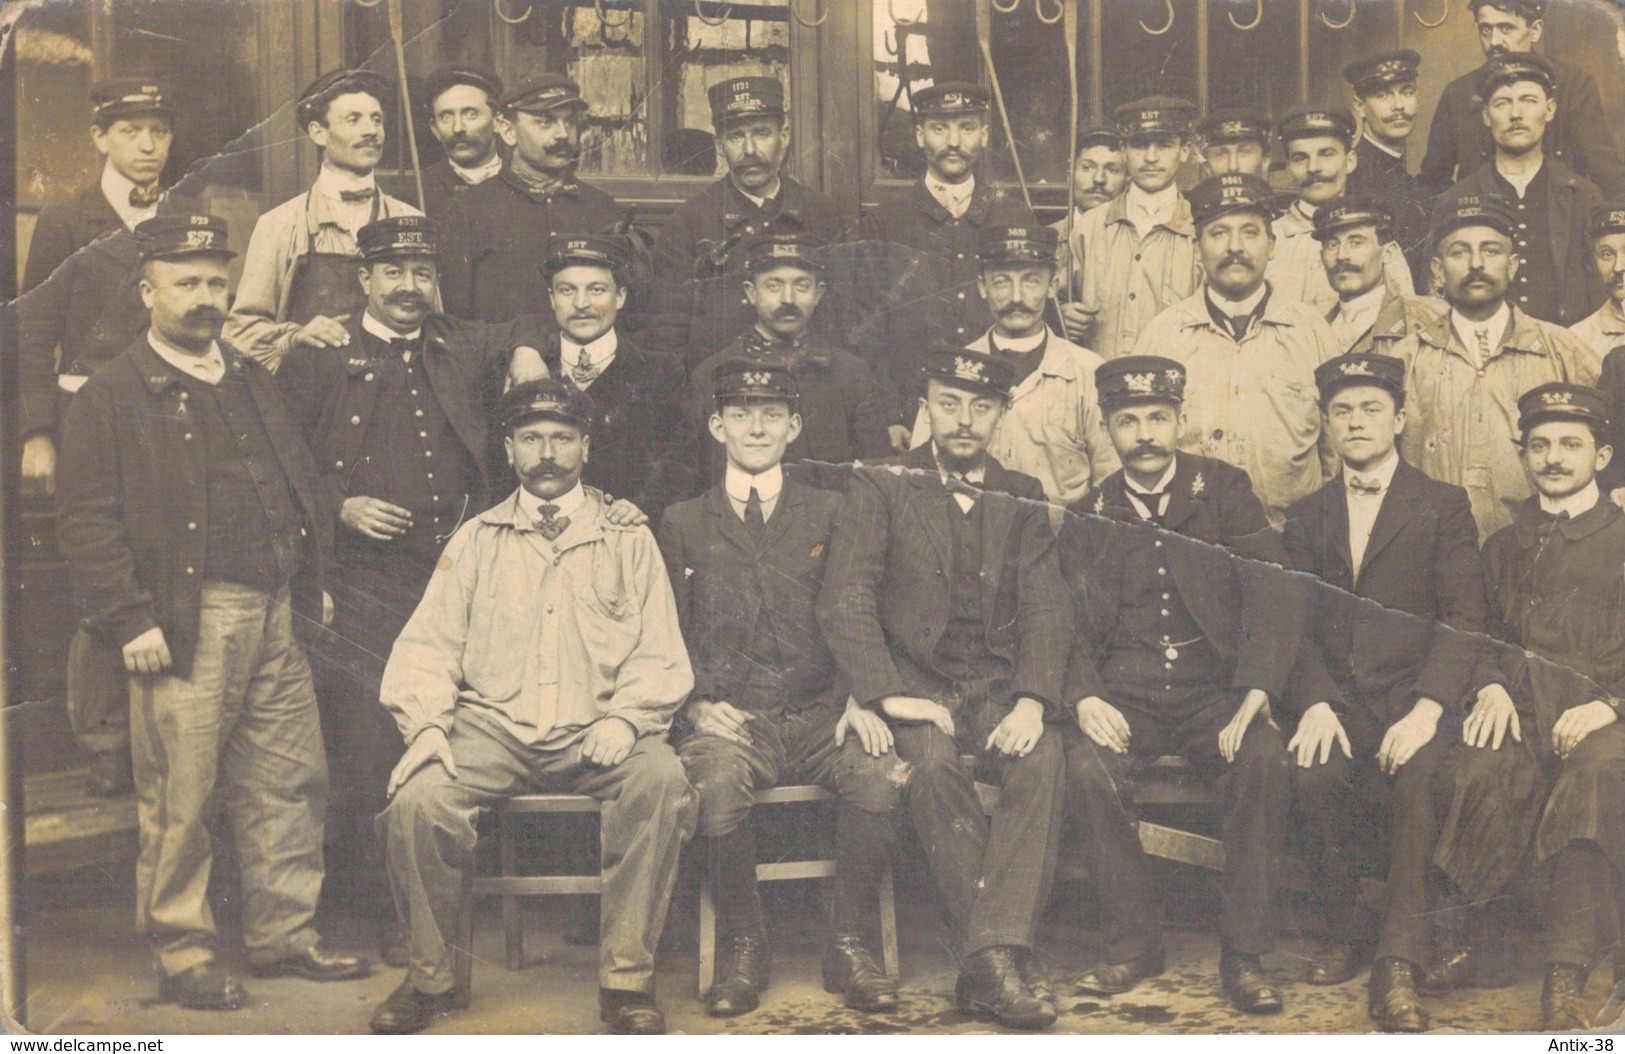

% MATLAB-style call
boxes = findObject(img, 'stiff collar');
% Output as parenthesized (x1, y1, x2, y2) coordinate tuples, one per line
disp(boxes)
(987, 326, 1047, 353)
(1125, 181, 1179, 222)
(1512, 486, 1619, 547)
(724, 463, 784, 505)
(101, 162, 160, 232)
(925, 173, 976, 216)
(1449, 302, 1512, 356)
(1334, 283, 1389, 322)
(518, 482, 587, 525)
(448, 153, 502, 185)
(731, 174, 782, 209)
(561, 327, 619, 367)
(1361, 132, 1405, 160)
(1124, 456, 1178, 496)
(1207, 281, 1269, 317)
(1344, 449, 1401, 492)
(1540, 480, 1601, 519)
(147, 330, 224, 385)
(314, 163, 377, 201)
(362, 310, 421, 345)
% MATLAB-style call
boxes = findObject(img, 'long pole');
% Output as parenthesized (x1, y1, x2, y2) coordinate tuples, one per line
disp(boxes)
(1062, 0, 1080, 302)
(387, 0, 426, 210)
(976, 0, 1034, 212)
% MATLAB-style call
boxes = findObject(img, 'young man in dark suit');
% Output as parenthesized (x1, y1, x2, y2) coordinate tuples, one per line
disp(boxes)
(1280, 352, 1489, 1032)
(660, 360, 900, 1018)
(817, 347, 1072, 1030)
(1061, 355, 1302, 1015)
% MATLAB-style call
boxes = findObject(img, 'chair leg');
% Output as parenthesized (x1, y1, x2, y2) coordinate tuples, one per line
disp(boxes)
(878, 865, 900, 981)
(698, 876, 717, 999)
(501, 808, 522, 970)
(452, 866, 474, 1009)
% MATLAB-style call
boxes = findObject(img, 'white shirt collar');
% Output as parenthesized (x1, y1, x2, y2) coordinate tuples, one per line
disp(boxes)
(734, 175, 782, 209)
(931, 444, 986, 484)
(925, 173, 976, 216)
(101, 162, 159, 231)
(1345, 449, 1401, 490)
(1541, 480, 1600, 519)
(1335, 282, 1388, 321)
(1450, 302, 1512, 356)
(560, 328, 619, 368)
(724, 463, 784, 505)
(314, 163, 377, 201)
(521, 482, 587, 525)
(448, 153, 502, 185)
(988, 325, 1047, 353)
(1292, 199, 1319, 222)
(1124, 456, 1178, 496)
(148, 330, 225, 385)
(362, 310, 421, 345)
(1362, 132, 1404, 159)
(1126, 182, 1179, 223)
(1495, 155, 1543, 197)
(1207, 282, 1269, 317)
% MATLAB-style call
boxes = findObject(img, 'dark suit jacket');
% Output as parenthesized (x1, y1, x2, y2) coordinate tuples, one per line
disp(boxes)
(1349, 137, 1431, 286)
(1060, 453, 1308, 705)
(23, 182, 124, 294)
(1281, 459, 1488, 744)
(817, 445, 1072, 714)
(659, 476, 843, 709)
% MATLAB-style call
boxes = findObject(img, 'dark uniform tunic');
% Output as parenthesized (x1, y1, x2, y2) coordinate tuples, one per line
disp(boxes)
(1348, 136, 1431, 288)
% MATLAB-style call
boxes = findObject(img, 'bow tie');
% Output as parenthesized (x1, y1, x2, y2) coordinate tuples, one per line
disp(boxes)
(535, 503, 570, 541)
(1347, 475, 1385, 496)
(128, 183, 162, 209)
(339, 187, 377, 204)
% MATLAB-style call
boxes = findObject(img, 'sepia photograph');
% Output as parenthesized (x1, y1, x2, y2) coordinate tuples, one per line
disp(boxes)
(2, 0, 1625, 1037)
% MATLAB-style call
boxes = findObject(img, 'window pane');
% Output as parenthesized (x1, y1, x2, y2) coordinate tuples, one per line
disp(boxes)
(657, 0, 791, 177)
(1208, 0, 1302, 117)
(1099, 0, 1198, 114)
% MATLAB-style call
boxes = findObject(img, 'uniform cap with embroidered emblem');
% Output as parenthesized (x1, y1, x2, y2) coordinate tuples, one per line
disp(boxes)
(1097, 355, 1186, 411)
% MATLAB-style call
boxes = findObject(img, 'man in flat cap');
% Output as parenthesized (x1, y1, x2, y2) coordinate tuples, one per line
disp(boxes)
(908, 224, 1118, 506)
(438, 74, 624, 324)
(227, 69, 420, 371)
(411, 65, 505, 221)
(1052, 125, 1125, 337)
(686, 232, 891, 490)
(1315, 198, 1444, 356)
(862, 82, 1037, 435)
(1436, 54, 1606, 327)
(371, 379, 695, 1035)
(1345, 49, 1432, 283)
(1574, 206, 1625, 360)
(1062, 98, 1202, 361)
(274, 214, 550, 961)
(1270, 106, 1415, 314)
(650, 76, 851, 371)
(1432, 382, 1625, 1031)
(660, 360, 901, 1018)
(1195, 111, 1273, 180)
(1279, 353, 1488, 1032)
(1062, 354, 1301, 1015)
(818, 347, 1072, 1030)
(1421, 0, 1625, 199)
(57, 214, 369, 1011)
(1133, 174, 1341, 524)
(1391, 197, 1600, 541)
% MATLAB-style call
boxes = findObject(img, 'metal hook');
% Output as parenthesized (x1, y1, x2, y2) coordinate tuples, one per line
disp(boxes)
(992, 0, 1022, 12)
(791, 0, 829, 27)
(596, 0, 631, 28)
(352, 0, 384, 8)
(1318, 0, 1355, 29)
(1414, 0, 1449, 27)
(694, 0, 730, 26)
(888, 0, 921, 28)
(494, 0, 532, 24)
(1227, 0, 1263, 30)
(1035, 0, 1065, 24)
(1140, 0, 1175, 35)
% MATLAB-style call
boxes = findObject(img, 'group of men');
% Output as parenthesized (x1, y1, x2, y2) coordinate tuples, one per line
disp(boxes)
(14, 0, 1625, 1036)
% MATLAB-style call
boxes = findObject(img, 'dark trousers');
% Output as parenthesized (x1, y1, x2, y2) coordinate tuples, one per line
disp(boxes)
(1062, 687, 1292, 963)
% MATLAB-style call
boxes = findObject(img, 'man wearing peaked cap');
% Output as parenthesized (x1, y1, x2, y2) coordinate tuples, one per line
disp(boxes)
(1573, 206, 1625, 361)
(226, 69, 420, 371)
(275, 213, 553, 958)
(1432, 377, 1625, 1031)
(57, 211, 371, 1009)
(1060, 350, 1303, 1014)
(1421, 0, 1625, 199)
(1345, 49, 1431, 284)
(1271, 105, 1417, 314)
(1064, 96, 1202, 361)
(1280, 350, 1489, 1031)
(686, 230, 891, 491)
(373, 372, 695, 1035)
(1315, 197, 1444, 356)
(408, 64, 506, 221)
(436, 72, 624, 325)
(1052, 125, 1126, 318)
(1196, 111, 1273, 180)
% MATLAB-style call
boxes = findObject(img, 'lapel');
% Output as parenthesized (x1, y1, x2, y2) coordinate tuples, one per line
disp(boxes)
(1159, 455, 1204, 534)
(705, 478, 759, 558)
(1322, 477, 1356, 584)
(1358, 459, 1423, 580)
(898, 445, 954, 575)
(976, 459, 1021, 610)
(76, 182, 124, 245)
(760, 475, 804, 555)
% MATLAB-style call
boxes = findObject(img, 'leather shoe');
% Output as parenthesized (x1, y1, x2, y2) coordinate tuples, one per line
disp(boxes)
(600, 989, 666, 1035)
(1420, 939, 1518, 995)
(822, 935, 899, 1012)
(1368, 957, 1429, 1033)
(955, 945, 1057, 1030)
(706, 935, 770, 1017)
(86, 750, 134, 798)
(156, 962, 246, 1011)
(370, 979, 458, 1034)
(1074, 947, 1166, 996)
(1307, 942, 1369, 986)
(1220, 948, 1283, 1014)
(1541, 962, 1592, 1032)
(250, 943, 371, 982)
(376, 922, 411, 971)
(1018, 949, 1056, 1007)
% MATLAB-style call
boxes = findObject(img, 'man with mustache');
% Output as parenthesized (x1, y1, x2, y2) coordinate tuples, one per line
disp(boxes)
(1269, 107, 1415, 315)
(1390, 197, 1599, 541)
(1581, 208, 1625, 490)
(227, 69, 420, 371)
(1194, 111, 1272, 180)
(1316, 198, 1443, 356)
(686, 233, 891, 490)
(1436, 55, 1606, 327)
(818, 348, 1072, 1030)
(651, 77, 851, 371)
(1420, 0, 1625, 199)
(274, 215, 551, 965)
(437, 75, 623, 324)
(1345, 50, 1432, 285)
(1061, 355, 1301, 1015)
(56, 214, 369, 1011)
(1431, 382, 1625, 1031)
(411, 65, 505, 221)
(1063, 98, 1203, 361)
(1052, 125, 1125, 340)
(1132, 174, 1341, 524)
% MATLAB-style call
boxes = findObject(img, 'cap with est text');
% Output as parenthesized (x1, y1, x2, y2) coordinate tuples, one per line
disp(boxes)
(708, 77, 785, 126)
(1312, 196, 1394, 241)
(1431, 194, 1516, 241)
(134, 213, 235, 261)
(358, 215, 440, 262)
(542, 233, 631, 279)
(1188, 173, 1281, 228)
(1113, 96, 1196, 138)
(741, 232, 826, 275)
(1276, 105, 1357, 146)
(1589, 204, 1625, 240)
(499, 378, 597, 433)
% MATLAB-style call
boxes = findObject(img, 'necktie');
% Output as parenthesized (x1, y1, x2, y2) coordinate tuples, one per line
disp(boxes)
(1229, 313, 1252, 341)
(571, 346, 601, 388)
(129, 183, 161, 208)
(339, 187, 376, 204)
(1136, 489, 1168, 523)
(1347, 475, 1384, 496)
(388, 336, 415, 359)
(1474, 327, 1491, 368)
(744, 487, 766, 537)
(535, 503, 569, 541)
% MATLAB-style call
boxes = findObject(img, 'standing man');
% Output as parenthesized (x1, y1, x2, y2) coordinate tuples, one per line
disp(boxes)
(413, 64, 505, 221)
(56, 214, 369, 1011)
(438, 75, 623, 324)
(370, 380, 696, 1036)
(1392, 198, 1600, 541)
(1419, 0, 1625, 199)
(1269, 107, 1414, 314)
(1194, 111, 1273, 180)
(1062, 356, 1299, 1015)
(1344, 50, 1432, 284)
(1133, 174, 1341, 523)
(1316, 198, 1443, 356)
(227, 69, 420, 371)
(1436, 54, 1606, 328)
(662, 361, 901, 1018)
(1280, 353, 1488, 1032)
(818, 348, 1072, 1031)
(1066, 98, 1202, 361)
(1053, 124, 1126, 342)
(651, 77, 850, 371)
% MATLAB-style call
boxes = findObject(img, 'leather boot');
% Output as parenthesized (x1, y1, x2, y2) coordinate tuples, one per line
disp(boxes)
(822, 935, 899, 1012)
(1421, 937, 1518, 995)
(1541, 962, 1592, 1032)
(369, 979, 458, 1034)
(1018, 948, 1056, 1008)
(600, 988, 666, 1035)
(707, 934, 770, 1016)
(1368, 957, 1429, 1033)
(1220, 946, 1283, 1014)
(1074, 946, 1166, 995)
(1306, 942, 1369, 986)
(955, 946, 1056, 1030)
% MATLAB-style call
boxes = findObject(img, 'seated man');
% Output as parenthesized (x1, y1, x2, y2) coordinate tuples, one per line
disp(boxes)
(818, 347, 1073, 1031)
(370, 380, 696, 1035)
(1062, 356, 1300, 1014)
(661, 361, 900, 1017)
